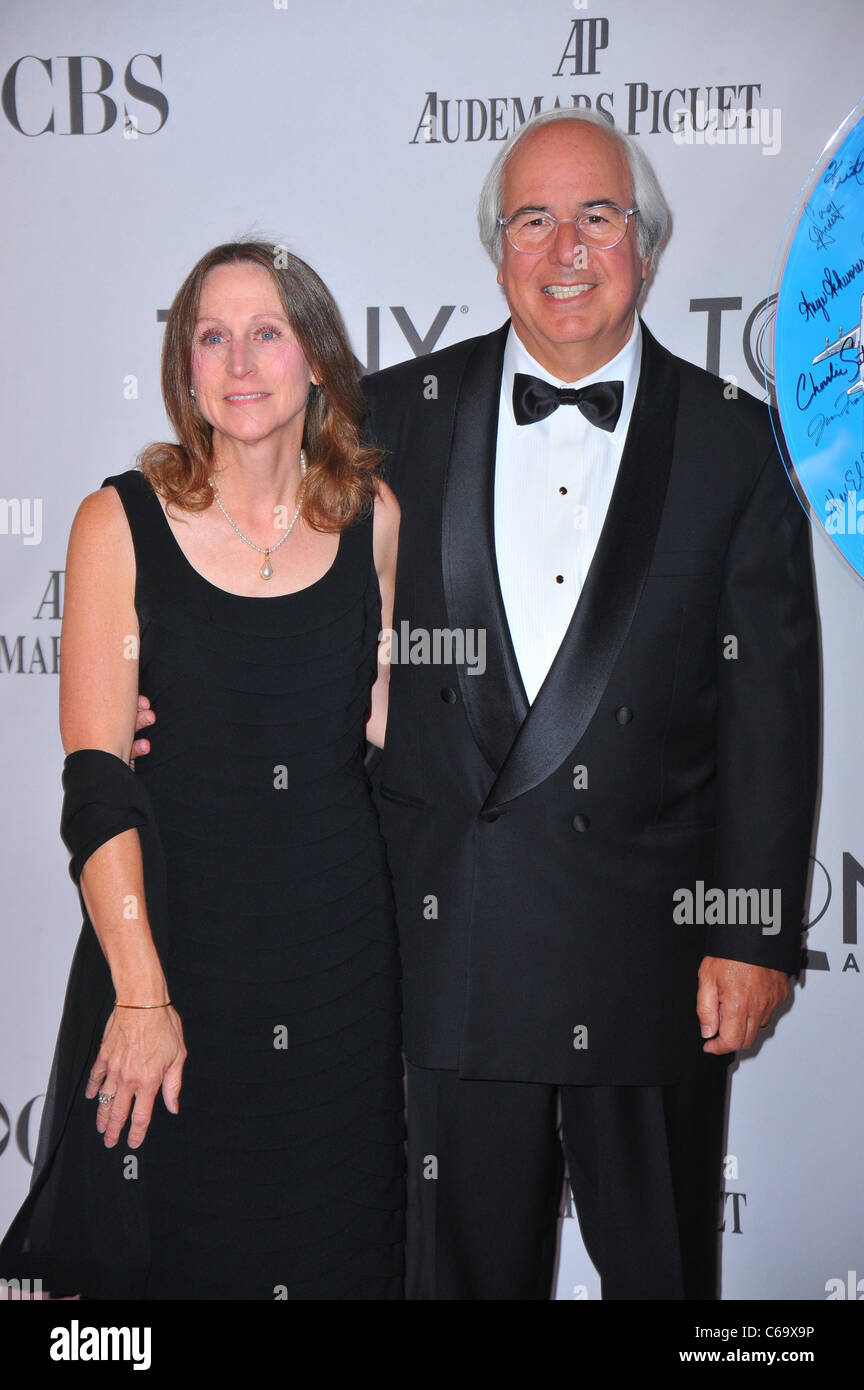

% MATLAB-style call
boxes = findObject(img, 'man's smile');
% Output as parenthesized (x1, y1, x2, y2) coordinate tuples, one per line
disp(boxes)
(542, 283, 594, 300)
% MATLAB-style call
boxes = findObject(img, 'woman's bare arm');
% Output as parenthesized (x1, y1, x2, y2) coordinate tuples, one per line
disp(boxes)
(61, 487, 185, 1147)
(366, 480, 400, 750)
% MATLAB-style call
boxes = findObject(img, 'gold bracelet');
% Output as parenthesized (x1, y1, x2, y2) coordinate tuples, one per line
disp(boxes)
(114, 1000, 172, 1009)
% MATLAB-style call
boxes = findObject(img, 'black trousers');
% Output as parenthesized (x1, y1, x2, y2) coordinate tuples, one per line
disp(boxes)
(405, 1062, 729, 1300)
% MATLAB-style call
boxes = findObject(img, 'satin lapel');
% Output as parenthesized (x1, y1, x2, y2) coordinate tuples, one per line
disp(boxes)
(442, 322, 529, 772)
(482, 325, 679, 810)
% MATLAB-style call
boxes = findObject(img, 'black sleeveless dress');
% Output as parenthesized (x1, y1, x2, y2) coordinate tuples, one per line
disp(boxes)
(0, 469, 404, 1300)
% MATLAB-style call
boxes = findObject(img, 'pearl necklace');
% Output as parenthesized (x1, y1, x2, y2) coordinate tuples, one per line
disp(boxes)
(208, 452, 307, 580)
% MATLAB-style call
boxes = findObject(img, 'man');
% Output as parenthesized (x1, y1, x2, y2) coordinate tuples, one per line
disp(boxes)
(135, 109, 817, 1299)
(360, 109, 818, 1299)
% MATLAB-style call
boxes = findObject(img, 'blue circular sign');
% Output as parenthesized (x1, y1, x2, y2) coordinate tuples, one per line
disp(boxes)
(772, 98, 864, 581)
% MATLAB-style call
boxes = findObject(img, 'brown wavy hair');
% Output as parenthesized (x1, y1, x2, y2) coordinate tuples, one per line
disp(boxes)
(140, 240, 380, 530)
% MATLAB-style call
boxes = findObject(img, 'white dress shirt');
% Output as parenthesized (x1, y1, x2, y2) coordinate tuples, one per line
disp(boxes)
(493, 317, 643, 704)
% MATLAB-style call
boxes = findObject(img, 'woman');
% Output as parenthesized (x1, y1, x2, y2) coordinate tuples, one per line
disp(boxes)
(0, 241, 403, 1299)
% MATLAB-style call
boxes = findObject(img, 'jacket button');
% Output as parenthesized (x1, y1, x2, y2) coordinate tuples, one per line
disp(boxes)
(614, 705, 633, 725)
(480, 808, 500, 823)
(571, 814, 590, 832)
(440, 687, 458, 704)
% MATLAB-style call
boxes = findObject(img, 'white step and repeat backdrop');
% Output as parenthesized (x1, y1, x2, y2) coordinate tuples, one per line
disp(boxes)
(1, 0, 862, 1301)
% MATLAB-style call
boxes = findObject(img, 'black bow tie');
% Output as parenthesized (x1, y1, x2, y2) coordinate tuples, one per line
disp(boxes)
(512, 373, 624, 431)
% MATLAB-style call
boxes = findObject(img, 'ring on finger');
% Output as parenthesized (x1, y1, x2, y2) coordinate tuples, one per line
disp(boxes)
(97, 1091, 116, 1105)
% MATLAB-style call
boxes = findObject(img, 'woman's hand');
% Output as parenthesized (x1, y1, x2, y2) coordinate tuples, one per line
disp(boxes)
(131, 694, 155, 760)
(85, 1005, 187, 1149)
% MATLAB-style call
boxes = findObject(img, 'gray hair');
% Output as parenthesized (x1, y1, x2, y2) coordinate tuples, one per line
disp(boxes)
(477, 107, 670, 269)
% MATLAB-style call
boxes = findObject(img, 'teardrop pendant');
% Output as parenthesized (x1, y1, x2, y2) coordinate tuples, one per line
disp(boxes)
(259, 553, 274, 580)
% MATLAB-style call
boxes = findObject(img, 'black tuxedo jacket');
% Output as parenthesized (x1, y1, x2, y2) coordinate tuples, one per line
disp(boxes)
(362, 320, 819, 1085)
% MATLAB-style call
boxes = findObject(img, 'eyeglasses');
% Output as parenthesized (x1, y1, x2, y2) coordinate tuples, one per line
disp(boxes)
(498, 204, 638, 253)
